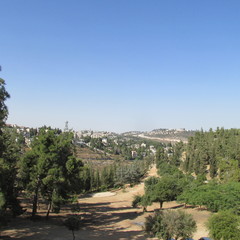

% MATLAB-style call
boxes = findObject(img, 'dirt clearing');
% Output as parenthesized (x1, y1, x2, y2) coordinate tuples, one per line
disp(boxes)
(1, 165, 210, 239)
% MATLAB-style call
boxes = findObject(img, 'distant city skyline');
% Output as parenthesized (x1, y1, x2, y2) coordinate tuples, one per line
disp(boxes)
(1, 1, 240, 133)
(6, 122, 194, 134)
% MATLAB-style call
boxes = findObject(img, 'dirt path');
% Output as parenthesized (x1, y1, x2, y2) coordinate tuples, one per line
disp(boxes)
(77, 164, 210, 240)
(76, 165, 158, 240)
(1, 165, 210, 240)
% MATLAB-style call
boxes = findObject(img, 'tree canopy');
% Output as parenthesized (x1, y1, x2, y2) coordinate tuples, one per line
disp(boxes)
(145, 210, 196, 240)
(0, 79, 23, 223)
(20, 127, 84, 218)
(207, 210, 240, 240)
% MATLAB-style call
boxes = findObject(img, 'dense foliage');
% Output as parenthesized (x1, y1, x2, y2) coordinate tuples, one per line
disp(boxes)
(207, 210, 240, 240)
(20, 127, 84, 218)
(0, 79, 23, 225)
(142, 128, 240, 239)
(178, 181, 240, 212)
(145, 210, 196, 240)
(183, 128, 240, 179)
(82, 158, 150, 192)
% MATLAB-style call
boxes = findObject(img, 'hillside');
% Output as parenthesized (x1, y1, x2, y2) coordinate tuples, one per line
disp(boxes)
(75, 146, 115, 165)
(122, 128, 196, 143)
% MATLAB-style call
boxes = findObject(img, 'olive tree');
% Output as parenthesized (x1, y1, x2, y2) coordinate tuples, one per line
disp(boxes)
(145, 210, 196, 240)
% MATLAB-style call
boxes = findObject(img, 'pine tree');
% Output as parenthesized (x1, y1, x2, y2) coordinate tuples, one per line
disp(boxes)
(0, 79, 23, 218)
(20, 128, 84, 218)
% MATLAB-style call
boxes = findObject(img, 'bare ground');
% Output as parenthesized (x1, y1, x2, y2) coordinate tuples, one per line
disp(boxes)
(1, 165, 211, 240)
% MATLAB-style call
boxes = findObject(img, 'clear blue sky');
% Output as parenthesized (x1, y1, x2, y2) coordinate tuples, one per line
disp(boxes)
(1, 0, 240, 133)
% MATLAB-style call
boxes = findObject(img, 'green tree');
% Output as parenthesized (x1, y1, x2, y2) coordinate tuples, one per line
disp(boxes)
(132, 194, 142, 208)
(144, 176, 159, 193)
(0, 128, 23, 216)
(132, 194, 152, 212)
(170, 141, 184, 167)
(101, 165, 114, 189)
(162, 210, 196, 240)
(145, 210, 196, 240)
(178, 181, 240, 212)
(158, 162, 184, 177)
(0, 79, 23, 219)
(207, 210, 240, 240)
(20, 128, 84, 218)
(0, 78, 10, 126)
(151, 176, 183, 209)
(183, 128, 240, 179)
(218, 158, 240, 182)
(156, 146, 168, 169)
(80, 166, 91, 192)
(145, 211, 165, 239)
(114, 160, 148, 187)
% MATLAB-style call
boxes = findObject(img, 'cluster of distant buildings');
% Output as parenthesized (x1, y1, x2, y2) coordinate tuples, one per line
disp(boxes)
(74, 130, 158, 159)
(148, 128, 187, 135)
(75, 130, 117, 139)
(6, 125, 190, 157)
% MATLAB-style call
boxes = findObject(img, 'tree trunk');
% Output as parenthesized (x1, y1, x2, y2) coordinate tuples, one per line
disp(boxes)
(46, 200, 52, 220)
(32, 177, 41, 218)
(72, 230, 75, 240)
(160, 201, 163, 209)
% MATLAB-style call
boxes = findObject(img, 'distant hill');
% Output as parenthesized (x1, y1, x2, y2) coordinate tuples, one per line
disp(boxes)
(7, 123, 196, 144)
(122, 128, 196, 143)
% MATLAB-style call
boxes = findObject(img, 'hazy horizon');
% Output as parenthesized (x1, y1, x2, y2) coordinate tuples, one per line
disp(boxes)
(5, 121, 225, 135)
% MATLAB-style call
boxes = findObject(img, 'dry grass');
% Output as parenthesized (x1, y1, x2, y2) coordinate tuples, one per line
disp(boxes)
(1, 165, 211, 240)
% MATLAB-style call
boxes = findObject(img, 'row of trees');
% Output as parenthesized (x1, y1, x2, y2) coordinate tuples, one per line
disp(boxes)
(135, 171, 240, 215)
(82, 157, 151, 192)
(178, 180, 240, 213)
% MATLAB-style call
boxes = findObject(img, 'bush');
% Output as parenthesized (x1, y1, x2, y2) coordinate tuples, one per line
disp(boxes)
(132, 195, 142, 208)
(207, 210, 240, 240)
(144, 210, 196, 240)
